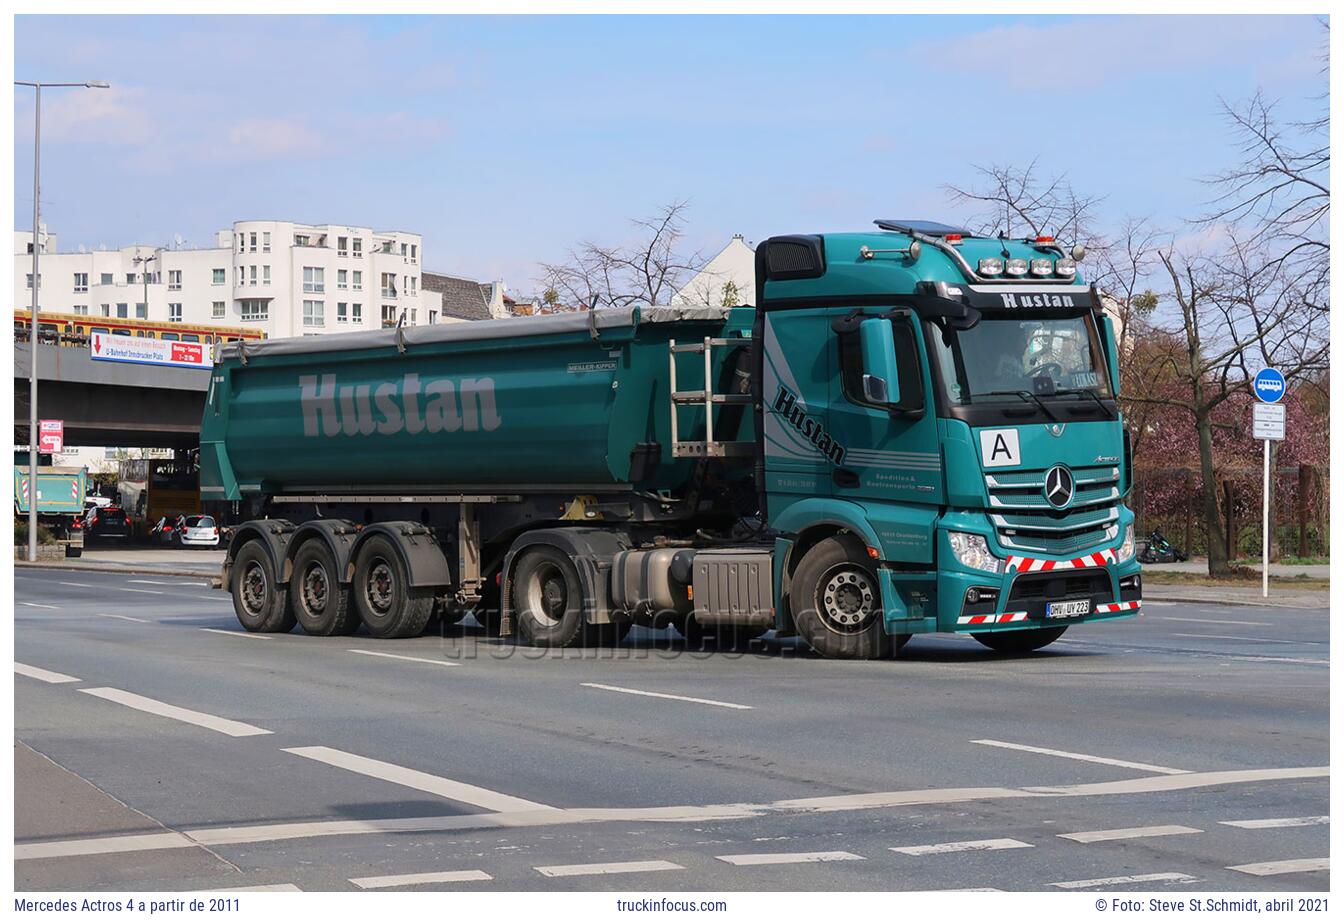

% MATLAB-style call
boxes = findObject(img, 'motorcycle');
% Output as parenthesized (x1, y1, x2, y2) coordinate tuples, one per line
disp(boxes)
(1138, 528, 1188, 564)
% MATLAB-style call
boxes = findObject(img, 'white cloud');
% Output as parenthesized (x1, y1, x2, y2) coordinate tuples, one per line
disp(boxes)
(225, 118, 324, 159)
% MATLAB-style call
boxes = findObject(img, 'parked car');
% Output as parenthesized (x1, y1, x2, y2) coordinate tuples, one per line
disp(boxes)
(84, 505, 132, 541)
(177, 514, 221, 548)
(149, 516, 178, 545)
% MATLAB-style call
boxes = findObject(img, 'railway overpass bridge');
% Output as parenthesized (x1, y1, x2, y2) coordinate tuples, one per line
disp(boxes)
(14, 342, 210, 450)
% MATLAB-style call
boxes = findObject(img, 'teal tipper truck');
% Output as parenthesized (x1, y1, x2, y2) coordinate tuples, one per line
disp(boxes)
(202, 219, 1141, 656)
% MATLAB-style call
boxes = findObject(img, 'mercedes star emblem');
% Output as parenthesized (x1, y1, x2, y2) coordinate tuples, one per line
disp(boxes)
(1044, 465, 1075, 509)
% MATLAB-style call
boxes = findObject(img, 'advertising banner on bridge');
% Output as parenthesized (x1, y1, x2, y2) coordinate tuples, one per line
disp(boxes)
(89, 331, 213, 370)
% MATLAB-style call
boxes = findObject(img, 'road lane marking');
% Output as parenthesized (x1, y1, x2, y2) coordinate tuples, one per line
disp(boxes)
(1052, 872, 1197, 889)
(1224, 655, 1328, 665)
(79, 688, 272, 737)
(1172, 633, 1308, 645)
(201, 628, 271, 640)
(283, 746, 555, 813)
(535, 860, 682, 878)
(970, 739, 1190, 775)
(1158, 617, 1269, 627)
(716, 851, 863, 866)
(348, 649, 461, 667)
(351, 869, 492, 889)
(16, 831, 195, 860)
(98, 613, 150, 624)
(15, 662, 81, 684)
(117, 587, 165, 595)
(891, 838, 1032, 856)
(580, 682, 752, 710)
(20, 602, 60, 609)
(1221, 816, 1329, 829)
(209, 884, 302, 892)
(22, 765, 1328, 859)
(1227, 857, 1328, 876)
(58, 581, 94, 587)
(1059, 825, 1202, 843)
(130, 579, 211, 587)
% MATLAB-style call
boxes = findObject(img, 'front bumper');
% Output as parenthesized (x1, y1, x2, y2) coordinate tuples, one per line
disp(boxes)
(935, 525, 1142, 633)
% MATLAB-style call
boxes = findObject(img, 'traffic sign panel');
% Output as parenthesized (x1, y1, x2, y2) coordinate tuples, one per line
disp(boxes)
(38, 419, 63, 454)
(1252, 403, 1285, 441)
(1252, 367, 1285, 403)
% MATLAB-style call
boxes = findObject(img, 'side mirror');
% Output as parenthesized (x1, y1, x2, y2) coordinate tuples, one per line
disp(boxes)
(859, 317, 900, 405)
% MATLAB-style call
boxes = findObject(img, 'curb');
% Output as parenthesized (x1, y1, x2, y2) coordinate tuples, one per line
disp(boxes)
(15, 561, 221, 587)
(1144, 591, 1325, 610)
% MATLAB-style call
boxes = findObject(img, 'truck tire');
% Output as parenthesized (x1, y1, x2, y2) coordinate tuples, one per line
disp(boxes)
(290, 539, 359, 637)
(513, 546, 588, 648)
(790, 536, 892, 660)
(973, 626, 1067, 654)
(231, 540, 295, 633)
(352, 535, 436, 639)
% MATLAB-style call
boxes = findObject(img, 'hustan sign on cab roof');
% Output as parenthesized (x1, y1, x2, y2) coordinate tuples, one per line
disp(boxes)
(89, 331, 213, 370)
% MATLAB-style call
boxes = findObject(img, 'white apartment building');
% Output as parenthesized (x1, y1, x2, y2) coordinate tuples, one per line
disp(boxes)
(14, 220, 429, 339)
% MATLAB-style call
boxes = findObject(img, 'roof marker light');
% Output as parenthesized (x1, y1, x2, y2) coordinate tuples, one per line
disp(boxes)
(1035, 235, 1055, 243)
(945, 233, 963, 244)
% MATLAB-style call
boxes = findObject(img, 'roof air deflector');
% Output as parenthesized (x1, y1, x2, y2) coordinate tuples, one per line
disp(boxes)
(874, 219, 970, 237)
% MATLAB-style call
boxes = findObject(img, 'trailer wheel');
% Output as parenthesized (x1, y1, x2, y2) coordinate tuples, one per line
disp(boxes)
(231, 540, 295, 633)
(513, 546, 588, 648)
(290, 539, 359, 637)
(352, 535, 435, 639)
(790, 536, 892, 660)
(972, 626, 1067, 654)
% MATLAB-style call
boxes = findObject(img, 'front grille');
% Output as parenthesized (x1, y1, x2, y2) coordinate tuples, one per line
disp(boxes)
(1009, 572, 1109, 602)
(985, 463, 1120, 555)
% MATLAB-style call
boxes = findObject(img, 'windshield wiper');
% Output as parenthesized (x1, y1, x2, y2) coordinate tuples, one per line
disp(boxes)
(979, 390, 1059, 422)
(1054, 387, 1115, 419)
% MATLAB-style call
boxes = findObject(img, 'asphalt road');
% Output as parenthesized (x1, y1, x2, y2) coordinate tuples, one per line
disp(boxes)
(14, 567, 1329, 893)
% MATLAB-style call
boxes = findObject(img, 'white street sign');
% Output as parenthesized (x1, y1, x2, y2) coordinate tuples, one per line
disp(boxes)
(1252, 403, 1285, 441)
(90, 331, 213, 370)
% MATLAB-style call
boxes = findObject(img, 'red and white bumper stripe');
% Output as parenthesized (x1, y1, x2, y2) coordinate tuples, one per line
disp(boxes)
(957, 611, 1030, 626)
(1094, 600, 1141, 614)
(1005, 547, 1115, 573)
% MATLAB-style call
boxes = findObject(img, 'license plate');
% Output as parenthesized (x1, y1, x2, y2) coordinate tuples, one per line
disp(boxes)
(1046, 599, 1090, 619)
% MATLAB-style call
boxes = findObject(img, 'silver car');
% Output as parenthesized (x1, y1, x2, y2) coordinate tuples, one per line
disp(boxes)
(178, 514, 220, 548)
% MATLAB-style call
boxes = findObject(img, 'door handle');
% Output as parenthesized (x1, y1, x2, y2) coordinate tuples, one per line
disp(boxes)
(832, 468, 860, 488)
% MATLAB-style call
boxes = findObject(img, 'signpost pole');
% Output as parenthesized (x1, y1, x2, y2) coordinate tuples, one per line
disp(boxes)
(1262, 438, 1270, 598)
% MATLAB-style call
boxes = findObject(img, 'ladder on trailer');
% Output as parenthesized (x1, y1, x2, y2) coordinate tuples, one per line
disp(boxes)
(668, 337, 754, 459)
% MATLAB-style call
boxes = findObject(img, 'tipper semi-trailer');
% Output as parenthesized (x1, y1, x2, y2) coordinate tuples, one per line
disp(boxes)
(202, 219, 1141, 658)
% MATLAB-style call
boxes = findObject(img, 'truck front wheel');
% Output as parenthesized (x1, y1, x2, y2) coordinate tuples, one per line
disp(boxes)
(291, 540, 359, 637)
(513, 546, 588, 648)
(973, 627, 1067, 653)
(790, 536, 892, 660)
(231, 541, 295, 633)
(352, 536, 435, 639)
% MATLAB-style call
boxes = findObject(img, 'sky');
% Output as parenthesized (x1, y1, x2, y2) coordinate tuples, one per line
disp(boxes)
(12, 14, 1328, 295)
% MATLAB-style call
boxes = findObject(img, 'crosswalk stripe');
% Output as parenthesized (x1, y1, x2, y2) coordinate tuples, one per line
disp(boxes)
(350, 869, 492, 889)
(891, 838, 1032, 856)
(1059, 825, 1202, 843)
(535, 860, 682, 878)
(1220, 816, 1328, 829)
(1228, 858, 1328, 876)
(1052, 872, 1197, 889)
(716, 851, 863, 866)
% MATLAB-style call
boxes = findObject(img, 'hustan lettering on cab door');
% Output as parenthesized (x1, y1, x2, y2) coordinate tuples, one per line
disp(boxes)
(299, 373, 502, 437)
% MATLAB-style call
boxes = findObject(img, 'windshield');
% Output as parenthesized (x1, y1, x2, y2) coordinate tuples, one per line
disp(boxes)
(929, 313, 1112, 404)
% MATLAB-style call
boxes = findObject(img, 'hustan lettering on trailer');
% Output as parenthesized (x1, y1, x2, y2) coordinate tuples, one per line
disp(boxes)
(299, 373, 502, 437)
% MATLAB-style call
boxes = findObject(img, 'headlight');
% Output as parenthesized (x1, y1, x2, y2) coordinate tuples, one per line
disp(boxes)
(949, 532, 1003, 574)
(977, 257, 1004, 277)
(1118, 524, 1135, 563)
(1004, 258, 1028, 277)
(1030, 258, 1053, 277)
(1055, 258, 1077, 278)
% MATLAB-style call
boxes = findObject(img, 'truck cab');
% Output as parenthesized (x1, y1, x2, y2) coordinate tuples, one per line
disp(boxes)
(756, 220, 1141, 655)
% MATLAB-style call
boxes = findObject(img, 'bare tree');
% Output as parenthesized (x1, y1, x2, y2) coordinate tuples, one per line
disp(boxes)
(945, 160, 1104, 244)
(537, 201, 704, 309)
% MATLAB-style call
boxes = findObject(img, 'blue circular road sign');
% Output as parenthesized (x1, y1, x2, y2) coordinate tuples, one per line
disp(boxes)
(1252, 367, 1285, 404)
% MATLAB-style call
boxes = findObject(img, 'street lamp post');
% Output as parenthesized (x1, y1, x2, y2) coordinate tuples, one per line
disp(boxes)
(16, 79, 110, 562)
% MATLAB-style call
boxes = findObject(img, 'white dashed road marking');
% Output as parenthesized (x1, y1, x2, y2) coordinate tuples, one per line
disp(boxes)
(58, 581, 94, 587)
(716, 851, 863, 866)
(1158, 617, 1268, 627)
(130, 579, 211, 587)
(1221, 816, 1329, 829)
(1227, 858, 1328, 876)
(15, 662, 81, 684)
(348, 649, 461, 667)
(1059, 825, 1202, 843)
(98, 613, 150, 624)
(200, 628, 270, 640)
(891, 838, 1032, 856)
(1172, 633, 1308, 645)
(283, 746, 555, 813)
(535, 860, 682, 878)
(350, 869, 492, 889)
(580, 682, 752, 710)
(208, 884, 302, 892)
(970, 739, 1190, 775)
(78, 688, 272, 737)
(1052, 872, 1197, 889)
(20, 602, 60, 609)
(117, 587, 165, 595)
